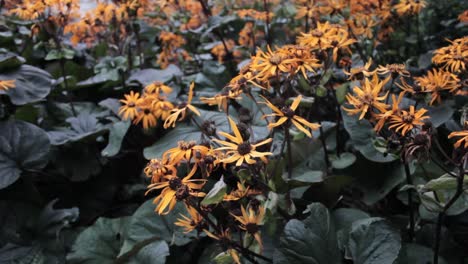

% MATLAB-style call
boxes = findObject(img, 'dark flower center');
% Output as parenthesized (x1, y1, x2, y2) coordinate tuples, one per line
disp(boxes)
(175, 184, 190, 200)
(144, 109, 151, 114)
(245, 223, 259, 234)
(402, 113, 415, 123)
(281, 107, 295, 118)
(169, 177, 182, 190)
(237, 142, 252, 155)
(128, 102, 136, 107)
(269, 54, 282, 65)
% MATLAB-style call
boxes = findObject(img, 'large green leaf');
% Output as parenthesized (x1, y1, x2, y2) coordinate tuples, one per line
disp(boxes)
(201, 176, 227, 205)
(101, 121, 130, 157)
(119, 200, 197, 256)
(47, 113, 108, 145)
(396, 243, 447, 264)
(67, 217, 130, 264)
(345, 218, 401, 264)
(0, 65, 53, 105)
(0, 120, 50, 189)
(128, 64, 182, 86)
(341, 109, 396, 163)
(0, 50, 25, 71)
(274, 203, 341, 264)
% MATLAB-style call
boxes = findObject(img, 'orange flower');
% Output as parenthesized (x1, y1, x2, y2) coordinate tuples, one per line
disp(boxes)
(262, 95, 320, 137)
(231, 205, 265, 250)
(388, 106, 429, 136)
(214, 117, 272, 166)
(118, 91, 140, 120)
(164, 82, 201, 128)
(343, 74, 389, 119)
(415, 68, 460, 105)
(0, 79, 16, 91)
(448, 122, 468, 149)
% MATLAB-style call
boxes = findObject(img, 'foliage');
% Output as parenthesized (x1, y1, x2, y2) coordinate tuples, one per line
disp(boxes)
(1, 0, 468, 263)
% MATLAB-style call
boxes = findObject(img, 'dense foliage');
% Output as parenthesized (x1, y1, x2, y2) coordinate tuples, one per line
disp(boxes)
(0, 0, 468, 263)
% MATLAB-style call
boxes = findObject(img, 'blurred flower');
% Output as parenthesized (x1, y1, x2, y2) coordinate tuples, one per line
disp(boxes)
(0, 79, 16, 91)
(448, 122, 468, 149)
(343, 58, 376, 80)
(432, 37, 468, 73)
(377, 64, 410, 78)
(415, 68, 460, 105)
(394, 0, 427, 16)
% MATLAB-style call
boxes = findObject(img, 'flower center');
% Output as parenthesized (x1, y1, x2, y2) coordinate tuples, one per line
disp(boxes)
(281, 107, 295, 118)
(237, 142, 252, 155)
(169, 177, 182, 190)
(245, 223, 259, 234)
(402, 113, 415, 123)
(311, 29, 323, 37)
(128, 102, 136, 107)
(362, 94, 374, 105)
(269, 54, 283, 65)
(175, 184, 190, 200)
(178, 141, 196, 151)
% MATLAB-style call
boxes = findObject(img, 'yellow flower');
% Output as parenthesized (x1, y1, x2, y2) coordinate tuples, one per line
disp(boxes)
(262, 95, 320, 137)
(200, 88, 242, 112)
(250, 46, 295, 81)
(277, 45, 322, 80)
(145, 81, 173, 97)
(297, 21, 338, 50)
(343, 58, 376, 80)
(118, 91, 140, 121)
(374, 92, 405, 132)
(204, 228, 241, 264)
(448, 122, 468, 149)
(162, 141, 210, 166)
(175, 205, 204, 233)
(214, 117, 272, 167)
(231, 205, 265, 250)
(144, 158, 177, 183)
(432, 37, 468, 73)
(133, 99, 158, 129)
(0, 79, 16, 91)
(154, 100, 175, 121)
(343, 74, 389, 120)
(223, 181, 261, 201)
(388, 106, 429, 136)
(377, 64, 410, 78)
(415, 68, 460, 105)
(147, 174, 206, 215)
(394, 0, 427, 16)
(164, 82, 200, 128)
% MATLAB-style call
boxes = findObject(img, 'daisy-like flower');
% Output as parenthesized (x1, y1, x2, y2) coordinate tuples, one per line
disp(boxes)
(223, 181, 262, 201)
(250, 46, 295, 81)
(164, 82, 201, 128)
(262, 95, 320, 137)
(145, 81, 173, 98)
(394, 0, 427, 16)
(0, 79, 16, 91)
(214, 117, 272, 167)
(388, 106, 429, 136)
(432, 37, 468, 73)
(133, 99, 158, 129)
(118, 91, 140, 120)
(448, 122, 468, 149)
(374, 92, 405, 132)
(343, 58, 376, 80)
(154, 100, 174, 121)
(297, 21, 338, 50)
(377, 64, 410, 78)
(343, 74, 390, 120)
(175, 205, 204, 233)
(163, 141, 210, 165)
(200, 88, 242, 112)
(278, 45, 323, 80)
(415, 68, 460, 105)
(204, 228, 241, 264)
(147, 174, 206, 215)
(231, 205, 265, 250)
(144, 158, 177, 183)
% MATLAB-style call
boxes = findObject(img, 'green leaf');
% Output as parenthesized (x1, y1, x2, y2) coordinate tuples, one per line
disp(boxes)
(0, 120, 50, 189)
(427, 103, 454, 128)
(288, 166, 324, 188)
(101, 121, 130, 157)
(35, 199, 79, 239)
(274, 203, 341, 264)
(47, 113, 107, 145)
(423, 174, 468, 191)
(335, 83, 348, 104)
(125, 240, 169, 264)
(331, 152, 356, 169)
(345, 218, 401, 264)
(396, 243, 447, 264)
(333, 208, 370, 251)
(67, 217, 130, 264)
(0, 65, 53, 105)
(201, 176, 227, 206)
(0, 50, 25, 71)
(120, 200, 196, 256)
(341, 109, 396, 163)
(44, 48, 75, 61)
(128, 64, 182, 86)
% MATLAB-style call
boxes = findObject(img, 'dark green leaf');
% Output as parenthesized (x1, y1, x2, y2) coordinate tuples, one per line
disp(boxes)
(0, 50, 25, 71)
(0, 65, 53, 105)
(67, 217, 130, 264)
(274, 203, 341, 264)
(201, 176, 227, 205)
(47, 113, 107, 145)
(0, 120, 50, 189)
(128, 64, 182, 86)
(331, 152, 356, 169)
(346, 218, 401, 264)
(101, 121, 130, 157)
(396, 243, 446, 264)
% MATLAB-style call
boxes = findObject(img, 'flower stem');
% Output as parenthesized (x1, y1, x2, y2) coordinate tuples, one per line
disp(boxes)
(403, 160, 415, 242)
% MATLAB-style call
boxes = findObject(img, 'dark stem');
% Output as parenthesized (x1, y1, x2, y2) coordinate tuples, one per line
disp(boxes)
(433, 156, 466, 264)
(59, 57, 77, 116)
(285, 126, 293, 206)
(331, 88, 342, 156)
(263, 0, 271, 46)
(404, 161, 415, 242)
(318, 121, 331, 170)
